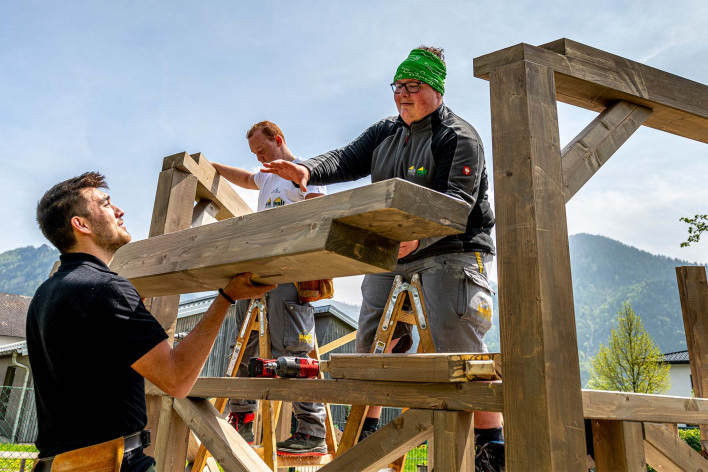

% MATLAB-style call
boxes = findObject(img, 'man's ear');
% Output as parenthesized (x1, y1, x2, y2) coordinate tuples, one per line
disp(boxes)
(274, 135, 284, 147)
(70, 216, 92, 235)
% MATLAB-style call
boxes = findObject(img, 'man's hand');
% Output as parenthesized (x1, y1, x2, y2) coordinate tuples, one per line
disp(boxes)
(398, 240, 419, 259)
(261, 160, 310, 192)
(222, 272, 276, 301)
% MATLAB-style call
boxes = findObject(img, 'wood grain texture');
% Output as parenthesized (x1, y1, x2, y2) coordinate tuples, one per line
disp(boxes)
(591, 420, 645, 472)
(490, 60, 586, 471)
(644, 422, 708, 471)
(474, 39, 708, 143)
(676, 266, 708, 452)
(583, 390, 708, 424)
(162, 151, 253, 220)
(111, 178, 467, 297)
(318, 409, 434, 472)
(172, 398, 270, 472)
(326, 353, 500, 383)
(562, 100, 652, 201)
(146, 378, 504, 412)
(433, 410, 474, 472)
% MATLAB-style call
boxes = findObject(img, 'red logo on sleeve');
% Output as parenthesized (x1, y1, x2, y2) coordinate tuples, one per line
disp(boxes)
(463, 166, 471, 175)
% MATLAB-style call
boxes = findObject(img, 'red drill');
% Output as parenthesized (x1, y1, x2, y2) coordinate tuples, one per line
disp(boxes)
(248, 356, 320, 378)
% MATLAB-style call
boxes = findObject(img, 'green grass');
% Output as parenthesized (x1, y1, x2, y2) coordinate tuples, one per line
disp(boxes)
(0, 443, 38, 472)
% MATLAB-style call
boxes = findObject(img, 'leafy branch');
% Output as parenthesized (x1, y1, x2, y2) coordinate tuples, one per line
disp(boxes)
(680, 214, 708, 247)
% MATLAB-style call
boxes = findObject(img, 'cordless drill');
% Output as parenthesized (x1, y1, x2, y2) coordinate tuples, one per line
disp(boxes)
(248, 356, 320, 378)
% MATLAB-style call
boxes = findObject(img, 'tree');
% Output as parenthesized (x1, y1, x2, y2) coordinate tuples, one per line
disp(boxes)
(588, 302, 670, 394)
(680, 214, 707, 247)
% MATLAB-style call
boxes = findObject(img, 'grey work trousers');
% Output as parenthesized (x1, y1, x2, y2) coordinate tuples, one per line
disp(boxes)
(228, 283, 327, 437)
(356, 252, 494, 354)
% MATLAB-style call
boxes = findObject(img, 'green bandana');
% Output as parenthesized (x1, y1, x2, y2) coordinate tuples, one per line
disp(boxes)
(393, 49, 446, 95)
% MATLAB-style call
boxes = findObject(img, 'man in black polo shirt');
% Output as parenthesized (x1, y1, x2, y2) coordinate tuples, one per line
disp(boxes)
(27, 172, 275, 471)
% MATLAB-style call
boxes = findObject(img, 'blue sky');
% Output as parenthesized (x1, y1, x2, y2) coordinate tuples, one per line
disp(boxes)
(2, 1, 707, 304)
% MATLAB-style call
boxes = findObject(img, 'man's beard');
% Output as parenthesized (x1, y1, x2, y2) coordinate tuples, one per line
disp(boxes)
(93, 221, 131, 253)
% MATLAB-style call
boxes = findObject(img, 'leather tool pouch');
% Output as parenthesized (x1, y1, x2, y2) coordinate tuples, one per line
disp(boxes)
(48, 437, 124, 472)
(295, 279, 334, 303)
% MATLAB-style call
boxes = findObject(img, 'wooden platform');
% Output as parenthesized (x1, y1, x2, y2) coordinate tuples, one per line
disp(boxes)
(110, 178, 470, 297)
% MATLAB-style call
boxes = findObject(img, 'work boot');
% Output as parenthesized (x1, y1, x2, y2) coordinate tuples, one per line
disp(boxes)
(475, 441, 505, 472)
(227, 412, 255, 444)
(276, 432, 327, 456)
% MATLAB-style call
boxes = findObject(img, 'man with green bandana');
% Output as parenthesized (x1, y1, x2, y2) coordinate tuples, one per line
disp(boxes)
(262, 46, 504, 471)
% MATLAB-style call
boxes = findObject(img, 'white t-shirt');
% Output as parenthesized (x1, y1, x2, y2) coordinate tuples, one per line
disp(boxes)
(252, 157, 326, 211)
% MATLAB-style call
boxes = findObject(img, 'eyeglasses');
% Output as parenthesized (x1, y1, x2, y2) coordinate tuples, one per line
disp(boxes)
(390, 81, 424, 94)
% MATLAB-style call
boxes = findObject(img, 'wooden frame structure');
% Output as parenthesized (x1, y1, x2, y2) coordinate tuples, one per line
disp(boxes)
(109, 38, 708, 471)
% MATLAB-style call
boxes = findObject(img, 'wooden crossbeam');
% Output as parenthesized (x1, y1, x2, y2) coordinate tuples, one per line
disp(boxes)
(474, 39, 708, 143)
(591, 420, 645, 471)
(146, 378, 504, 412)
(319, 330, 357, 355)
(111, 178, 469, 297)
(318, 409, 434, 472)
(172, 397, 270, 472)
(676, 266, 708, 453)
(583, 390, 708, 425)
(322, 353, 501, 382)
(163, 152, 253, 220)
(643, 422, 708, 471)
(562, 100, 652, 201)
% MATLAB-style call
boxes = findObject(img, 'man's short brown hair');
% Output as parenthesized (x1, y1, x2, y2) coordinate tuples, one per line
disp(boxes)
(36, 172, 107, 253)
(246, 121, 285, 142)
(416, 45, 445, 64)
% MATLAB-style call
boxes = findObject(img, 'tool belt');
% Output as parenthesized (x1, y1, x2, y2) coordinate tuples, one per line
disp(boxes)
(295, 278, 334, 303)
(33, 430, 150, 472)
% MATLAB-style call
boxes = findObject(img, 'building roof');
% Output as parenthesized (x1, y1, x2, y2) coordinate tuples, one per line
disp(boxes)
(0, 340, 29, 356)
(177, 294, 359, 329)
(0, 292, 31, 338)
(661, 350, 690, 364)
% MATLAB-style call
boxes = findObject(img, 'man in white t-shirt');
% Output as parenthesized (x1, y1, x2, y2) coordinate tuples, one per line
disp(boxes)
(212, 121, 328, 456)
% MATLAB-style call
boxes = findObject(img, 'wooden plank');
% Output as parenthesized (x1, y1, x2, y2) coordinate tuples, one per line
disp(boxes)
(562, 100, 652, 201)
(146, 377, 504, 412)
(318, 409, 434, 472)
(319, 331, 357, 356)
(336, 404, 368, 456)
(111, 179, 469, 297)
(676, 266, 708, 452)
(583, 389, 708, 424)
(172, 397, 270, 472)
(644, 422, 708, 471)
(474, 40, 708, 143)
(191, 199, 219, 227)
(591, 420, 645, 472)
(143, 167, 198, 463)
(326, 353, 500, 383)
(490, 59, 586, 470)
(433, 410, 474, 472)
(162, 151, 253, 220)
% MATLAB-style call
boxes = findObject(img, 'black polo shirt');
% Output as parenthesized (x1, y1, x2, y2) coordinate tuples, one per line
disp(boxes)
(27, 252, 168, 458)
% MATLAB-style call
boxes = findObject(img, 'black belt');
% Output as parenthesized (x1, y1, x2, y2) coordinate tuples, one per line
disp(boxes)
(34, 430, 151, 472)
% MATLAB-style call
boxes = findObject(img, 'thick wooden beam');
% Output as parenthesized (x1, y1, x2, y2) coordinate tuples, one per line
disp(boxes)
(111, 179, 470, 297)
(146, 377, 504, 412)
(172, 398, 270, 472)
(562, 101, 652, 201)
(163, 151, 253, 220)
(591, 420, 645, 472)
(318, 409, 433, 472)
(433, 410, 474, 471)
(323, 353, 501, 382)
(676, 266, 708, 452)
(474, 39, 708, 143)
(644, 422, 708, 471)
(583, 390, 708, 424)
(490, 60, 586, 470)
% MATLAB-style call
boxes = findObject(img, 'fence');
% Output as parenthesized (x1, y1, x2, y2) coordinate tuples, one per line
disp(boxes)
(0, 386, 37, 472)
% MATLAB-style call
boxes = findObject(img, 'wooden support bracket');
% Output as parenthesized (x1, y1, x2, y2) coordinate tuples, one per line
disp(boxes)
(644, 422, 708, 471)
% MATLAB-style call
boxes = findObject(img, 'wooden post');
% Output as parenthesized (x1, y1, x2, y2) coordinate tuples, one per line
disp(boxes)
(141, 167, 198, 470)
(490, 59, 586, 470)
(676, 266, 708, 453)
(591, 420, 645, 471)
(433, 411, 474, 472)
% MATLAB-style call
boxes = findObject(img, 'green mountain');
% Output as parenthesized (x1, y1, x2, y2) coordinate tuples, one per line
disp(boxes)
(0, 245, 59, 296)
(1, 235, 704, 387)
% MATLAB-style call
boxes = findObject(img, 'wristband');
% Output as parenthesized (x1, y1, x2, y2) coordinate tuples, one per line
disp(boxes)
(218, 288, 236, 305)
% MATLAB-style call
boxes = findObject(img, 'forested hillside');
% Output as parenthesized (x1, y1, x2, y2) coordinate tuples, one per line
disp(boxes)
(0, 245, 59, 296)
